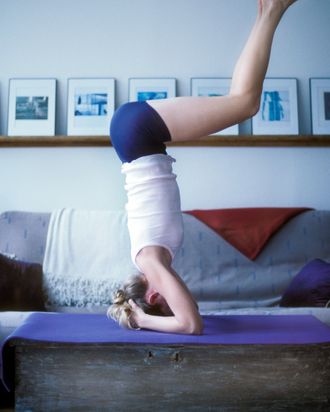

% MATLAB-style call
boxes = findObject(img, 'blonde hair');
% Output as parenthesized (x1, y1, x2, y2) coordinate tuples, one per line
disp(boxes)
(107, 274, 153, 330)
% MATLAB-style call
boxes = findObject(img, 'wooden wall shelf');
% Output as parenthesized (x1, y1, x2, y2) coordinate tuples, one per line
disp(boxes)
(0, 135, 330, 147)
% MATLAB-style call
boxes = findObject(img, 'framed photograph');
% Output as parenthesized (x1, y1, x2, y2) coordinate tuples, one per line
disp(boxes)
(310, 78, 330, 135)
(191, 78, 238, 136)
(67, 78, 115, 136)
(129, 78, 176, 102)
(252, 78, 299, 135)
(8, 78, 56, 136)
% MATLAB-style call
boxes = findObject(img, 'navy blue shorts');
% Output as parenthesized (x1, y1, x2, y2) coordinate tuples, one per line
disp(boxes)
(110, 101, 172, 163)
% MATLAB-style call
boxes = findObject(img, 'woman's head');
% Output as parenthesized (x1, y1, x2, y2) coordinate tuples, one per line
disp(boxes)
(107, 274, 169, 329)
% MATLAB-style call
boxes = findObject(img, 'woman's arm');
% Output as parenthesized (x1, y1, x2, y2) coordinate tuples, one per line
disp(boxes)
(132, 249, 203, 335)
(129, 299, 202, 334)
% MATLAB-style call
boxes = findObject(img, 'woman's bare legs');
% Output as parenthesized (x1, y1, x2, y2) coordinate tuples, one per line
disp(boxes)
(147, 0, 297, 141)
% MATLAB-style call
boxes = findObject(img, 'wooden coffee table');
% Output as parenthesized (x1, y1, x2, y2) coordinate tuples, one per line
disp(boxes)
(3, 313, 330, 411)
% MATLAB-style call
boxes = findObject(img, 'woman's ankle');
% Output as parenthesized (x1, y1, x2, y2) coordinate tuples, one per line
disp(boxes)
(259, 0, 296, 20)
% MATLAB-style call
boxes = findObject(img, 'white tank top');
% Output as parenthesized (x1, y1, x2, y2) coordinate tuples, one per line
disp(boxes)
(122, 154, 183, 269)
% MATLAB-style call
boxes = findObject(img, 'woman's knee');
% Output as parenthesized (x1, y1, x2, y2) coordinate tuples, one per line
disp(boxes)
(231, 91, 261, 120)
(248, 95, 261, 118)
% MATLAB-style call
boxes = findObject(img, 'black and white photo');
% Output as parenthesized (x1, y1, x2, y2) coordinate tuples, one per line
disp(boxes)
(310, 78, 330, 135)
(8, 78, 56, 136)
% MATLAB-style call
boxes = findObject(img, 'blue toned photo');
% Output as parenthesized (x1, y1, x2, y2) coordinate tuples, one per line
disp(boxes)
(74, 93, 108, 116)
(253, 79, 298, 135)
(129, 78, 176, 103)
(198, 92, 223, 97)
(324, 92, 330, 121)
(261, 90, 290, 122)
(15, 96, 49, 120)
(197, 86, 225, 98)
(67, 78, 115, 135)
(137, 91, 167, 101)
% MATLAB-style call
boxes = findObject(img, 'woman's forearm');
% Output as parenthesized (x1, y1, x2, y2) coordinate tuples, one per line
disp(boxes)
(139, 313, 203, 335)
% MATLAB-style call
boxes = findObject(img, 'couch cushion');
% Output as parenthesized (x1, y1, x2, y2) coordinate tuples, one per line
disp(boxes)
(0, 253, 45, 311)
(280, 259, 330, 308)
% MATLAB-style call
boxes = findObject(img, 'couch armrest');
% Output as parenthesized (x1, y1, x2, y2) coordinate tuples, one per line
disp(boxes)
(0, 211, 50, 264)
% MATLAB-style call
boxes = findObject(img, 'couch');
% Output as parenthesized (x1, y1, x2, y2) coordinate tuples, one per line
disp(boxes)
(1, 208, 330, 337)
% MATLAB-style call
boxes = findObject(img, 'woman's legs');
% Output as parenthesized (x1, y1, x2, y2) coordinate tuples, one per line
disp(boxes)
(147, 0, 297, 142)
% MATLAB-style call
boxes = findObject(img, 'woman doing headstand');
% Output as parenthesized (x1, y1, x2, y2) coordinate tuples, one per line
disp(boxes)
(108, 0, 297, 334)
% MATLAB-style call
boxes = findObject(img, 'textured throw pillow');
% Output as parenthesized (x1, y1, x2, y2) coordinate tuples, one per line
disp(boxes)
(0, 253, 45, 310)
(280, 259, 330, 308)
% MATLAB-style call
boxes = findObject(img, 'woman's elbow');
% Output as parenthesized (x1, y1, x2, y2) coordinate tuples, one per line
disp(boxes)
(191, 325, 203, 335)
(184, 318, 204, 335)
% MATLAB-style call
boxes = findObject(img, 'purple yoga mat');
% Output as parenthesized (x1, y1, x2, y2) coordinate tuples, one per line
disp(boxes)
(2, 313, 330, 391)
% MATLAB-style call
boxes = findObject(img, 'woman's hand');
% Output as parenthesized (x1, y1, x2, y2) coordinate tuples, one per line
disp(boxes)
(128, 299, 145, 329)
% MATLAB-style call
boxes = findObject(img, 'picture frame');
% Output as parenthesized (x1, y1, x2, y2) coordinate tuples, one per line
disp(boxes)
(7, 78, 56, 136)
(252, 78, 299, 135)
(310, 78, 330, 135)
(67, 78, 115, 136)
(128, 78, 176, 102)
(191, 78, 238, 136)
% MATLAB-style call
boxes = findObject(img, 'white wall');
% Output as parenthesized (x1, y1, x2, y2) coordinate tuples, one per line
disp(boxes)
(0, 0, 330, 212)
